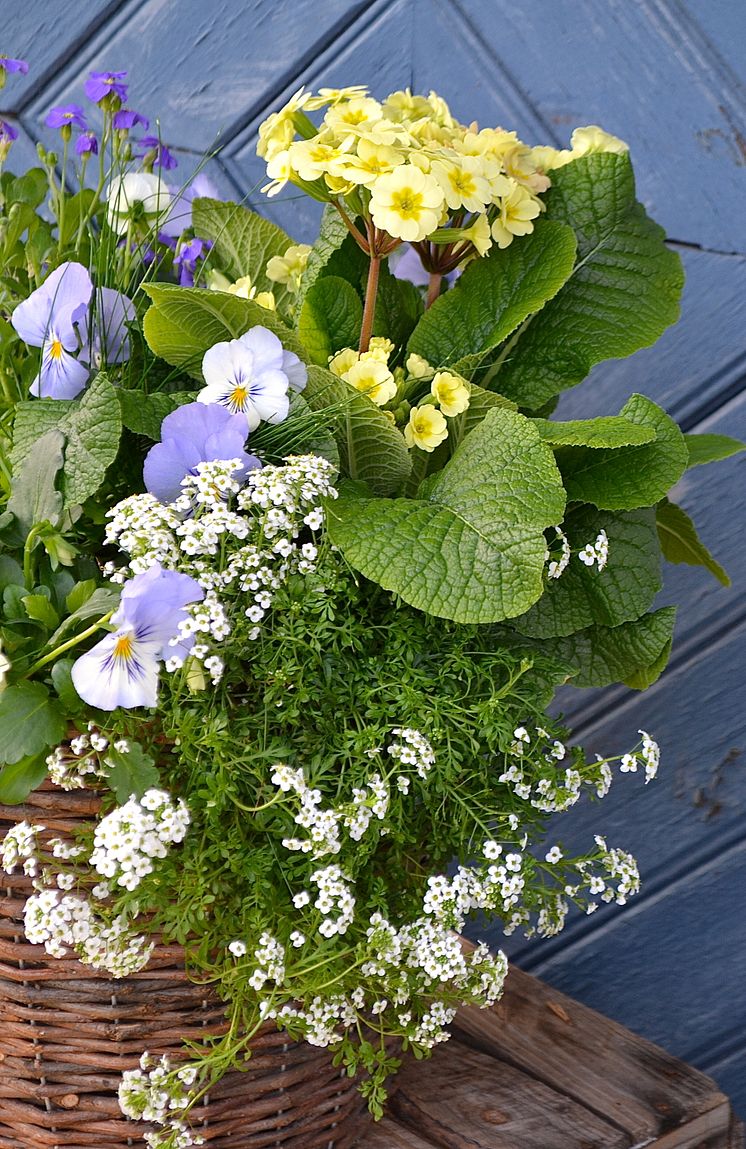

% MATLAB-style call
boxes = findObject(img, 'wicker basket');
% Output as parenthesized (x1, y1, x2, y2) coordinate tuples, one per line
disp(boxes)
(0, 784, 377, 1148)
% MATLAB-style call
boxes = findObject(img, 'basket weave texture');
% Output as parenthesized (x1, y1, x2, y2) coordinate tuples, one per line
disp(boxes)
(0, 784, 373, 1149)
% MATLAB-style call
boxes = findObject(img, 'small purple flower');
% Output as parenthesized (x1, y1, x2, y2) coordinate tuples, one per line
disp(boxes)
(139, 135, 177, 170)
(71, 564, 204, 710)
(45, 104, 87, 131)
(84, 70, 128, 105)
(0, 57, 29, 76)
(113, 108, 149, 131)
(11, 262, 93, 399)
(0, 120, 18, 157)
(198, 327, 306, 430)
(143, 401, 261, 504)
(173, 236, 211, 287)
(75, 130, 98, 157)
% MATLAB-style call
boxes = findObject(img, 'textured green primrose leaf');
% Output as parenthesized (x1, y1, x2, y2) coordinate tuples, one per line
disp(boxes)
(303, 365, 410, 496)
(0, 752, 49, 804)
(7, 428, 65, 536)
(142, 283, 307, 378)
(12, 374, 122, 509)
(535, 606, 677, 689)
(191, 197, 295, 313)
(684, 432, 746, 469)
(298, 205, 367, 305)
(105, 743, 161, 803)
(495, 153, 684, 409)
(406, 219, 576, 372)
(515, 505, 661, 638)
(556, 393, 688, 510)
(532, 416, 656, 449)
(656, 498, 730, 586)
(372, 269, 424, 353)
(327, 408, 566, 622)
(0, 681, 65, 765)
(118, 390, 194, 440)
(298, 277, 363, 366)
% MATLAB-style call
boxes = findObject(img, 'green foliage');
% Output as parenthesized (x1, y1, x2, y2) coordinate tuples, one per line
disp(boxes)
(684, 432, 746, 468)
(515, 506, 661, 638)
(297, 205, 367, 305)
(6, 428, 64, 536)
(118, 390, 194, 439)
(298, 277, 363, 366)
(533, 415, 656, 448)
(406, 220, 576, 375)
(191, 197, 296, 313)
(105, 742, 161, 802)
(556, 394, 688, 509)
(0, 752, 49, 804)
(327, 409, 566, 622)
(0, 680, 65, 765)
(494, 154, 684, 408)
(656, 498, 730, 586)
(142, 283, 307, 377)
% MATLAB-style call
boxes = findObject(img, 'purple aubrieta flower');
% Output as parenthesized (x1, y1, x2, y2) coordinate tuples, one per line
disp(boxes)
(198, 327, 307, 431)
(71, 564, 204, 710)
(45, 104, 87, 131)
(173, 236, 211, 287)
(0, 120, 18, 154)
(139, 135, 177, 171)
(0, 57, 29, 76)
(84, 70, 128, 104)
(113, 108, 149, 131)
(143, 401, 261, 504)
(75, 130, 98, 157)
(10, 261, 135, 399)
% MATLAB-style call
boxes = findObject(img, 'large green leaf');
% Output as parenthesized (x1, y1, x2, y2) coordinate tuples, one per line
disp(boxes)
(304, 365, 411, 496)
(684, 432, 746, 469)
(406, 219, 576, 371)
(556, 394, 688, 510)
(0, 681, 65, 765)
(534, 606, 677, 689)
(656, 498, 730, 586)
(191, 197, 295, 313)
(533, 416, 656, 449)
(7, 428, 64, 535)
(105, 742, 161, 803)
(0, 752, 49, 804)
(142, 283, 307, 377)
(494, 154, 684, 408)
(327, 408, 566, 622)
(298, 277, 363, 366)
(118, 390, 195, 439)
(514, 506, 661, 638)
(12, 374, 123, 508)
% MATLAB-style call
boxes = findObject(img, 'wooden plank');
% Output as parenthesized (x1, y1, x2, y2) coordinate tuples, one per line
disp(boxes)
(452, 965, 730, 1146)
(386, 1039, 629, 1149)
(364, 1119, 438, 1147)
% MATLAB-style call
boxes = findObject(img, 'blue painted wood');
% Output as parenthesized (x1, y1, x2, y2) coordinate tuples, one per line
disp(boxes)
(3, 0, 746, 1120)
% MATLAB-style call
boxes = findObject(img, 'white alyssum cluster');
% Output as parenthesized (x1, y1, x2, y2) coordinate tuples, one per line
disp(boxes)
(620, 730, 660, 783)
(570, 837, 641, 910)
(271, 762, 391, 856)
(1, 821, 43, 877)
(247, 931, 287, 991)
(119, 1053, 203, 1148)
(23, 888, 154, 975)
(310, 864, 356, 938)
(104, 455, 338, 680)
(578, 528, 609, 571)
(547, 526, 571, 579)
(90, 790, 190, 892)
(500, 725, 592, 813)
(386, 727, 435, 779)
(46, 724, 110, 789)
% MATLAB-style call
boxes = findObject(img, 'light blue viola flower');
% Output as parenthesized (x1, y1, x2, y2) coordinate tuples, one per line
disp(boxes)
(11, 262, 92, 399)
(143, 401, 261, 504)
(71, 564, 204, 710)
(198, 326, 306, 431)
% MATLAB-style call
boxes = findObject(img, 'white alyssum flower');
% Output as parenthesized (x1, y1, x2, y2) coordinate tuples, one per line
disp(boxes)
(89, 790, 190, 892)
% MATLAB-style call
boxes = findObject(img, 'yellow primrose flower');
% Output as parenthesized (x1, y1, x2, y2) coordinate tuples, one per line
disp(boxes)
(218, 275, 276, 310)
(503, 143, 551, 194)
(459, 213, 492, 257)
(530, 144, 565, 173)
(257, 87, 309, 160)
(329, 137, 405, 186)
(305, 85, 369, 111)
(404, 405, 449, 451)
(382, 89, 433, 123)
(570, 125, 628, 158)
(288, 137, 345, 182)
(266, 243, 312, 292)
(431, 371, 470, 416)
(329, 347, 360, 377)
(324, 97, 384, 139)
(431, 153, 492, 213)
(491, 182, 542, 248)
(427, 90, 456, 129)
(323, 172, 357, 196)
(370, 164, 445, 242)
(343, 358, 397, 406)
(406, 353, 434, 380)
(261, 150, 294, 197)
(368, 336, 395, 361)
(207, 269, 233, 293)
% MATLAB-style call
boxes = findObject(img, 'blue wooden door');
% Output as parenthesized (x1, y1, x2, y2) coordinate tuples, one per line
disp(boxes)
(3, 0, 746, 1115)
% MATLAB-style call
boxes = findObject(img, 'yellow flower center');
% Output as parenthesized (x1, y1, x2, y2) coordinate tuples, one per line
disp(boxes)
(230, 385, 249, 409)
(49, 339, 63, 360)
(392, 188, 423, 219)
(113, 634, 134, 661)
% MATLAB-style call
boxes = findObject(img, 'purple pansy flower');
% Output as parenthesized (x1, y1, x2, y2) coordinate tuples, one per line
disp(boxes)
(173, 236, 211, 287)
(113, 108, 149, 131)
(75, 130, 98, 157)
(45, 104, 87, 131)
(0, 57, 29, 77)
(84, 70, 128, 104)
(198, 327, 307, 431)
(11, 260, 135, 399)
(71, 564, 204, 710)
(139, 135, 177, 171)
(143, 401, 261, 504)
